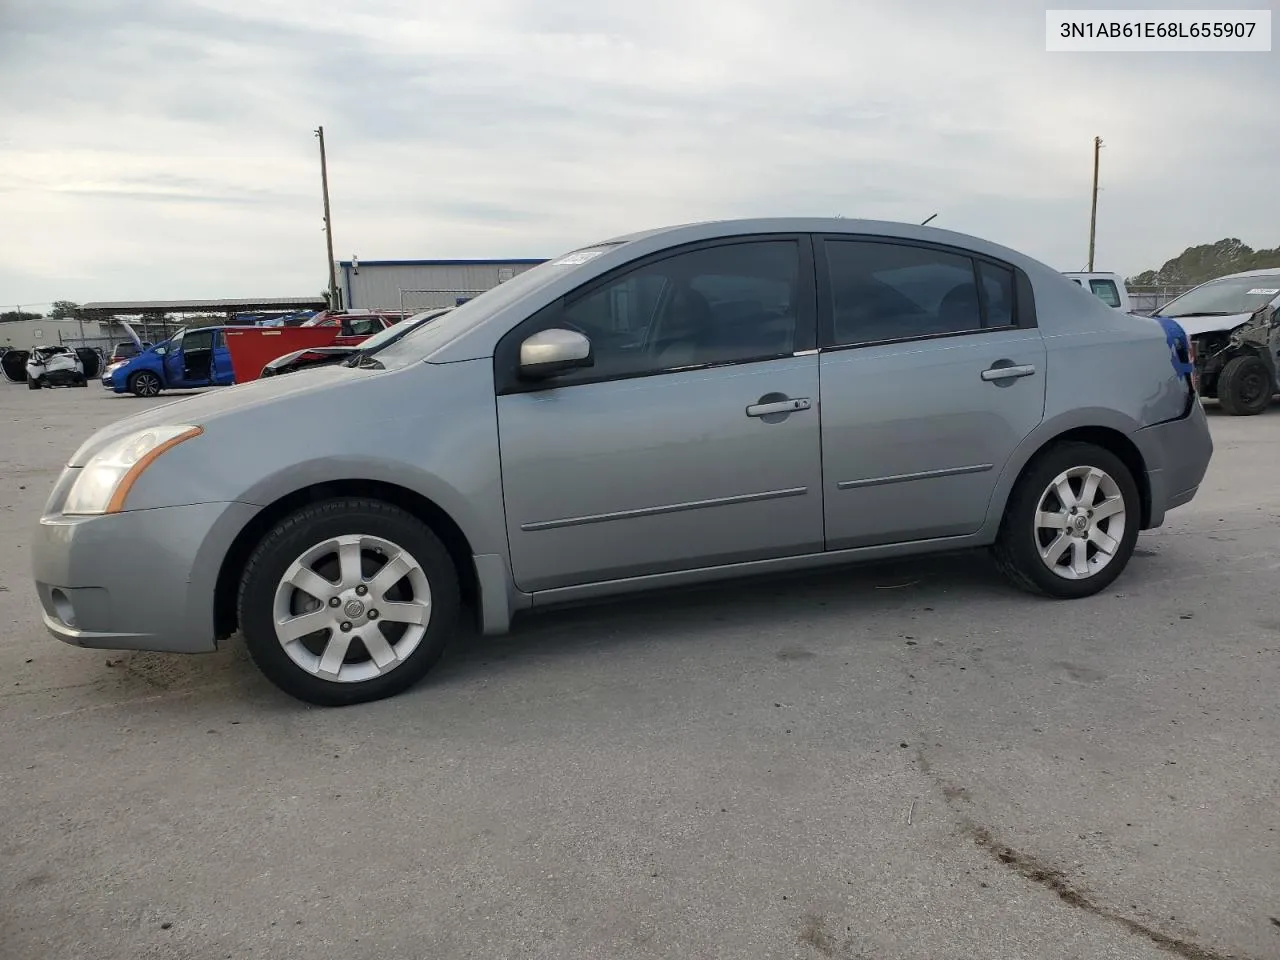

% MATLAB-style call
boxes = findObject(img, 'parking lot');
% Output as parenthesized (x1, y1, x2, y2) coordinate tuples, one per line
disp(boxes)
(1, 383, 1277, 960)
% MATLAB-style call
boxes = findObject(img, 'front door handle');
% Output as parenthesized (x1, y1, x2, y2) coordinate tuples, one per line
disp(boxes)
(746, 397, 812, 417)
(981, 363, 1036, 382)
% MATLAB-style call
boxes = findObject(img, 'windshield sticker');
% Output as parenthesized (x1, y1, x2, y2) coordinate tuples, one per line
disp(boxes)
(554, 250, 606, 266)
(1245, 288, 1280, 296)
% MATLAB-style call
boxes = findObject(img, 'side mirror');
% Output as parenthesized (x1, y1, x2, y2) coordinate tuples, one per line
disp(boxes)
(518, 328, 592, 380)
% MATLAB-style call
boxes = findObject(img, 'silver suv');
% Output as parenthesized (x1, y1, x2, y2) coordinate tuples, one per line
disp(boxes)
(32, 218, 1213, 705)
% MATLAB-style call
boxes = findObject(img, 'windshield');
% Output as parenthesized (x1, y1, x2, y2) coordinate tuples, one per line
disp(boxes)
(369, 243, 626, 365)
(1159, 274, 1280, 318)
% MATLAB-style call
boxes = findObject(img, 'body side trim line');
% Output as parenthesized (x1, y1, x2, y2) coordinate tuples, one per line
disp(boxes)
(520, 487, 809, 532)
(836, 463, 993, 491)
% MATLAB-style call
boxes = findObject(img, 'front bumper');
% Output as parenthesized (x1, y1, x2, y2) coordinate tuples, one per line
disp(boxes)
(33, 369, 83, 385)
(32, 499, 259, 653)
(1133, 398, 1214, 528)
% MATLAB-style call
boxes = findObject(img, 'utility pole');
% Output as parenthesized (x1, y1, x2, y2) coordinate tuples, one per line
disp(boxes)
(315, 126, 340, 310)
(1087, 136, 1103, 272)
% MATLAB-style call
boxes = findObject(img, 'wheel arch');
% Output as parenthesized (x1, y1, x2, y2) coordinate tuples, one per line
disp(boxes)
(213, 479, 482, 643)
(983, 413, 1153, 538)
(1031, 426, 1151, 528)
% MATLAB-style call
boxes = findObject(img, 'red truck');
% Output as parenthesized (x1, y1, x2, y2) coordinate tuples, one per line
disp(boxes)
(224, 311, 404, 384)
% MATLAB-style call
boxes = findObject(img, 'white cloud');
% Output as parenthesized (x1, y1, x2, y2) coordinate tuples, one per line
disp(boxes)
(0, 0, 1274, 303)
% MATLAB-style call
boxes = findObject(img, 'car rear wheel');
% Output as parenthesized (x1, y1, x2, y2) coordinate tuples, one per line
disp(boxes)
(27, 377, 40, 390)
(128, 371, 161, 397)
(1216, 354, 1273, 416)
(237, 498, 460, 706)
(992, 441, 1140, 599)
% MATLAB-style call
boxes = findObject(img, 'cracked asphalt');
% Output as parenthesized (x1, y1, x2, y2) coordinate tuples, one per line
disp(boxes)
(1, 384, 1277, 960)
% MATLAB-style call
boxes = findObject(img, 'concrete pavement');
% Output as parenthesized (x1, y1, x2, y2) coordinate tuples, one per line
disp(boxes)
(1, 384, 1277, 960)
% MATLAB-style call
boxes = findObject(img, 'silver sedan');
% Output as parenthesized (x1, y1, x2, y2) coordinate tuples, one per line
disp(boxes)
(31, 218, 1213, 705)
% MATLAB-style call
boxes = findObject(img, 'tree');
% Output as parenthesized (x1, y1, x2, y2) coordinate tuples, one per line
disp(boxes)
(1128, 238, 1280, 287)
(0, 310, 41, 323)
(47, 300, 81, 319)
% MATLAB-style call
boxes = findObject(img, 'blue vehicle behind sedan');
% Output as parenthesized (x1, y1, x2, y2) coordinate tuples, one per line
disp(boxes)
(102, 325, 236, 397)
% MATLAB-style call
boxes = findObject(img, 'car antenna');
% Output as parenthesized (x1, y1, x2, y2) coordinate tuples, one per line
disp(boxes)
(921, 213, 938, 226)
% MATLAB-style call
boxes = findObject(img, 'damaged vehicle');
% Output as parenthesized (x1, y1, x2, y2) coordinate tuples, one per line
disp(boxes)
(259, 307, 453, 378)
(1155, 269, 1280, 415)
(27, 345, 87, 389)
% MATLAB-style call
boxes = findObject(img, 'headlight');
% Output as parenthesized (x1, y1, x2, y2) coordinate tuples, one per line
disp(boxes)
(63, 425, 203, 516)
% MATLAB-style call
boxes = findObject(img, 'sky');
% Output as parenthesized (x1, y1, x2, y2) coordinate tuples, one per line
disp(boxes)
(0, 0, 1276, 308)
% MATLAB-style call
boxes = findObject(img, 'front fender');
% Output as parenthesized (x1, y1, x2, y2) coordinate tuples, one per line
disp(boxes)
(123, 359, 509, 557)
(234, 453, 507, 557)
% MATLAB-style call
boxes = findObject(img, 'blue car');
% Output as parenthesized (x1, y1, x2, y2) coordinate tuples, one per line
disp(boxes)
(102, 324, 236, 397)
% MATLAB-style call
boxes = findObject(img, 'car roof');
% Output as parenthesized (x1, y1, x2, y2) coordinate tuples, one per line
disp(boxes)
(591, 217, 1051, 276)
(1205, 267, 1280, 281)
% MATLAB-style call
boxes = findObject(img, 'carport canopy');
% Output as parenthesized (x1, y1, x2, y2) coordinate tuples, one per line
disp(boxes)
(80, 297, 327, 321)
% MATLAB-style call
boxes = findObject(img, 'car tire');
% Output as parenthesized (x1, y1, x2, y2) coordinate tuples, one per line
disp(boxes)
(237, 497, 461, 706)
(992, 441, 1141, 599)
(128, 371, 161, 397)
(1216, 354, 1273, 416)
(75, 375, 88, 387)
(27, 377, 40, 390)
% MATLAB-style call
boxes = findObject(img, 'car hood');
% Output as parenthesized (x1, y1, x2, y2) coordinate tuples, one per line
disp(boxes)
(1160, 312, 1253, 336)
(117, 320, 145, 349)
(273, 345, 357, 362)
(67, 363, 376, 467)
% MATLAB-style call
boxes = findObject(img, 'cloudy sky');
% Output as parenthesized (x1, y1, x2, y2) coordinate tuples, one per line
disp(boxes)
(0, 0, 1275, 307)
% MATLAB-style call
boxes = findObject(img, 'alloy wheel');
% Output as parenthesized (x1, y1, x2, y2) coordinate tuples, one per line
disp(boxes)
(1033, 465, 1127, 580)
(271, 534, 432, 683)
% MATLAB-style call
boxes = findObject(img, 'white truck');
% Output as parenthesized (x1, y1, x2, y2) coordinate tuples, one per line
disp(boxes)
(1063, 271, 1131, 312)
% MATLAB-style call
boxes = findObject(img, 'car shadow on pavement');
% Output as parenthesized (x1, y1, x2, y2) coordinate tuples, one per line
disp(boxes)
(428, 548, 1016, 687)
(110, 390, 207, 399)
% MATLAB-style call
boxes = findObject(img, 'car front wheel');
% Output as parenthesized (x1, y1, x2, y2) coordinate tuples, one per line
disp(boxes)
(237, 498, 461, 706)
(1216, 354, 1273, 416)
(128, 371, 162, 397)
(993, 441, 1141, 599)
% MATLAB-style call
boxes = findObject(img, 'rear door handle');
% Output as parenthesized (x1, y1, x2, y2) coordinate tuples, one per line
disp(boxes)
(746, 397, 812, 417)
(981, 364, 1036, 382)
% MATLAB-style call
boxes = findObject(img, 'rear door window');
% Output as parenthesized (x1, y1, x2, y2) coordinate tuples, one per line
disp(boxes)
(823, 240, 987, 346)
